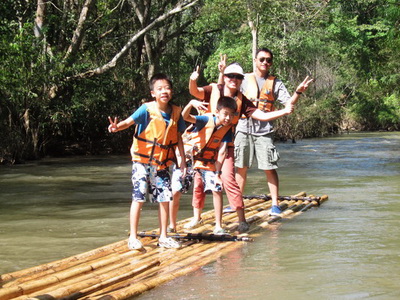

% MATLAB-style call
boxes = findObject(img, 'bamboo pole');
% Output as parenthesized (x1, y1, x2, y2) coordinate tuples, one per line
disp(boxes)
(74, 238, 216, 298)
(88, 227, 251, 298)
(1, 192, 328, 300)
(0, 240, 165, 299)
(138, 232, 253, 242)
(0, 240, 127, 284)
(181, 197, 267, 234)
(93, 241, 242, 300)
(12, 243, 188, 300)
(24, 258, 161, 300)
(85, 241, 221, 298)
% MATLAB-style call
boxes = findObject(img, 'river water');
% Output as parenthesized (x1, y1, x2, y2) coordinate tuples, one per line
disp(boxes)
(1, 132, 399, 299)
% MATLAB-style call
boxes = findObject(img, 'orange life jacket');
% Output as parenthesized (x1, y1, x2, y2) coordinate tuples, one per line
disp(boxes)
(130, 101, 181, 170)
(207, 83, 242, 125)
(184, 113, 232, 171)
(243, 74, 276, 112)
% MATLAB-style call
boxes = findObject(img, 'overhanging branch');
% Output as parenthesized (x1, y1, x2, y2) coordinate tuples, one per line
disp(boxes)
(66, 0, 199, 81)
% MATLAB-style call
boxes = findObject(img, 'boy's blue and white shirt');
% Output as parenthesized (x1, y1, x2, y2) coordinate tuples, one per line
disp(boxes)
(191, 115, 232, 143)
(129, 103, 186, 134)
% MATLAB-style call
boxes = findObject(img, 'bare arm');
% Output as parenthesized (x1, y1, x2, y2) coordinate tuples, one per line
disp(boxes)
(288, 75, 314, 106)
(214, 141, 228, 186)
(250, 102, 293, 121)
(217, 54, 226, 85)
(182, 100, 209, 123)
(215, 141, 227, 173)
(108, 116, 135, 133)
(177, 134, 187, 176)
(189, 66, 205, 99)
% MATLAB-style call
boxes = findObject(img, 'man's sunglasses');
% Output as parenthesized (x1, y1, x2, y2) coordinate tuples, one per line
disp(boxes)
(225, 74, 244, 80)
(259, 57, 273, 64)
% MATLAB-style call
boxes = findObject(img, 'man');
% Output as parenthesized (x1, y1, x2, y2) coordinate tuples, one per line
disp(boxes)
(221, 48, 312, 215)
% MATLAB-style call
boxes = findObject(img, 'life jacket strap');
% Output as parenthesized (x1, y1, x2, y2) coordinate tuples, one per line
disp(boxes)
(134, 134, 178, 149)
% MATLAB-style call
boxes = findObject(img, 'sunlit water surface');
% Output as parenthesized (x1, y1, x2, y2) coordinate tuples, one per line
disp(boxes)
(1, 132, 399, 299)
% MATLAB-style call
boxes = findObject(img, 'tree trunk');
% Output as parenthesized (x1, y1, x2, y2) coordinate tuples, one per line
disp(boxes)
(246, 1, 259, 71)
(68, 0, 199, 80)
(34, 0, 46, 38)
(64, 0, 95, 65)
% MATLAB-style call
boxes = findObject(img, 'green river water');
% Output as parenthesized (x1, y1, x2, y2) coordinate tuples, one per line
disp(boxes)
(1, 132, 399, 299)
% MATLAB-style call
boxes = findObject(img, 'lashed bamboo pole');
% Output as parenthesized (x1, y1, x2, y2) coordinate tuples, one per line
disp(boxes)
(252, 195, 328, 231)
(183, 197, 270, 235)
(0, 240, 127, 284)
(85, 241, 222, 298)
(96, 197, 311, 300)
(23, 258, 161, 300)
(65, 260, 159, 300)
(69, 237, 219, 298)
(1, 251, 135, 299)
(180, 197, 267, 233)
(93, 241, 242, 300)
(11, 243, 173, 300)
(1, 241, 165, 299)
(3, 231, 165, 289)
(4, 240, 158, 289)
(1, 192, 328, 300)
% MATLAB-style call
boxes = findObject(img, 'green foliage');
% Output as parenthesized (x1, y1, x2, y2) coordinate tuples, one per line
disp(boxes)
(377, 93, 400, 129)
(1, 0, 399, 163)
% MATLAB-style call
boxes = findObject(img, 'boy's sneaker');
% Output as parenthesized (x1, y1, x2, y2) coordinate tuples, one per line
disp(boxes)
(237, 222, 250, 233)
(128, 237, 143, 250)
(213, 227, 227, 235)
(158, 237, 182, 249)
(184, 218, 203, 229)
(223, 206, 235, 213)
(269, 205, 282, 216)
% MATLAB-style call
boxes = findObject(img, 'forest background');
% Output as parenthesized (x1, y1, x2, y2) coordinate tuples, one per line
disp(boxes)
(1, 0, 399, 164)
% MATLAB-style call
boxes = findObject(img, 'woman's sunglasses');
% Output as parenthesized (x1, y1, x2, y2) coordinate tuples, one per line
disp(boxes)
(225, 74, 244, 80)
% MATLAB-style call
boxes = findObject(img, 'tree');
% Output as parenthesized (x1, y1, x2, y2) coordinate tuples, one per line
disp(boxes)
(0, 0, 200, 163)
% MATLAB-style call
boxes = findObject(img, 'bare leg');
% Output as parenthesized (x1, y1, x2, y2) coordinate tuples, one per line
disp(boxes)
(159, 202, 169, 239)
(193, 206, 202, 221)
(265, 169, 279, 206)
(236, 207, 246, 223)
(129, 201, 144, 239)
(212, 191, 223, 229)
(169, 191, 181, 230)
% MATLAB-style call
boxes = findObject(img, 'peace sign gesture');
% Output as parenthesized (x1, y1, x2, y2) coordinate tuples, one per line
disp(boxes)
(218, 54, 227, 73)
(108, 116, 118, 133)
(190, 66, 200, 81)
(295, 76, 314, 94)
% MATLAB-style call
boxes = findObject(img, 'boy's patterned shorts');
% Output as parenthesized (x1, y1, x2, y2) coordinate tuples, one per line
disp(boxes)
(171, 162, 193, 193)
(197, 169, 222, 193)
(131, 162, 172, 203)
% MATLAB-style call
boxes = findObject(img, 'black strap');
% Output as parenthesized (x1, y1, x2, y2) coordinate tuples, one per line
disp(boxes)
(134, 134, 178, 149)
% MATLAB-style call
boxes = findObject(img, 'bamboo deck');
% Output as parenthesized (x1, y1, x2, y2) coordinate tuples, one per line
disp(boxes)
(0, 192, 328, 300)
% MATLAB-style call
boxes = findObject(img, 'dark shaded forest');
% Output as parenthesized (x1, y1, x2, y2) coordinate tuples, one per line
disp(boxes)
(1, 0, 399, 164)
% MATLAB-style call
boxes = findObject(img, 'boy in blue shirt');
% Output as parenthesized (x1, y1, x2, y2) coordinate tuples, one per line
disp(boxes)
(181, 96, 237, 234)
(108, 73, 186, 249)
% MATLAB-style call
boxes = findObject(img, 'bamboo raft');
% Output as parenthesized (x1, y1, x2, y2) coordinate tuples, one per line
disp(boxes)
(0, 192, 328, 300)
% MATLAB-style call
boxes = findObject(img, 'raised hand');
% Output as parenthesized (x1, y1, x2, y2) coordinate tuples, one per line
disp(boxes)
(218, 54, 227, 73)
(296, 76, 314, 93)
(190, 100, 209, 114)
(108, 116, 118, 133)
(190, 66, 200, 81)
